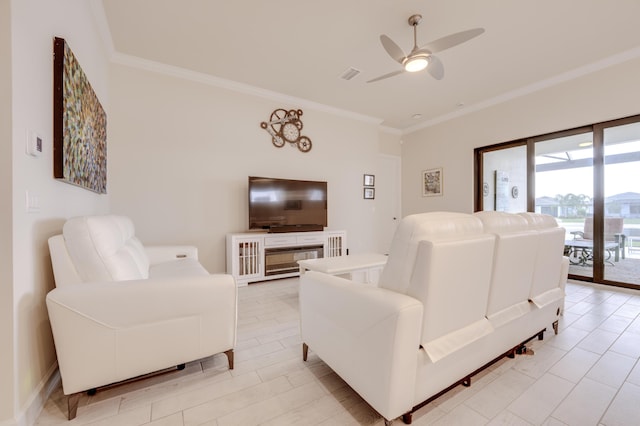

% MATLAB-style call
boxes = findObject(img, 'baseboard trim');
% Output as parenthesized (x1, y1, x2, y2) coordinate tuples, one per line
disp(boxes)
(13, 363, 60, 426)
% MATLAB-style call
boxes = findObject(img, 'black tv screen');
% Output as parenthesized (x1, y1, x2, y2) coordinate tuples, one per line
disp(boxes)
(248, 176, 327, 232)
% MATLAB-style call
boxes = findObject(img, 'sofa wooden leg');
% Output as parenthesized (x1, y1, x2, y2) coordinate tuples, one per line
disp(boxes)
(68, 392, 81, 420)
(302, 342, 308, 361)
(224, 349, 234, 370)
(537, 330, 544, 340)
(402, 412, 413, 424)
(553, 320, 559, 335)
(520, 346, 535, 355)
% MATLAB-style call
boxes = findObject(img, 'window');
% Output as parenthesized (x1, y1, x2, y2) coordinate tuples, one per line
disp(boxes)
(475, 115, 640, 290)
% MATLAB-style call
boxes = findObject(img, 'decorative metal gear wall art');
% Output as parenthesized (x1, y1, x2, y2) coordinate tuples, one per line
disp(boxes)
(260, 108, 312, 153)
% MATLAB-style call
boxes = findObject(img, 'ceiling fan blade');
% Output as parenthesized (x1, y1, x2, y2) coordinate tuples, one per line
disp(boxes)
(380, 35, 406, 64)
(419, 28, 485, 54)
(366, 69, 405, 83)
(427, 55, 444, 80)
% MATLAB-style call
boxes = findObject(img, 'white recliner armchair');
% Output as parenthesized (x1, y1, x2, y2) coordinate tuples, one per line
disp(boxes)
(46, 215, 237, 420)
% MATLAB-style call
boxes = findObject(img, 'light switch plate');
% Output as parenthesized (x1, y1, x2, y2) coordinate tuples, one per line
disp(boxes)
(25, 190, 40, 213)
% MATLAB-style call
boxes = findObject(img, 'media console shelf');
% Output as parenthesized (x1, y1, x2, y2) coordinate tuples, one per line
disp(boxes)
(226, 230, 347, 286)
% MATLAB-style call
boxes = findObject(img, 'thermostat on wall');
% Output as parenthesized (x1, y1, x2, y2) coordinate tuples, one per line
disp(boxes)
(26, 130, 43, 157)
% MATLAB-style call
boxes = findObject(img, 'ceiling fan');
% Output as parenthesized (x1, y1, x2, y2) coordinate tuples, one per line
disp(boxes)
(367, 14, 484, 83)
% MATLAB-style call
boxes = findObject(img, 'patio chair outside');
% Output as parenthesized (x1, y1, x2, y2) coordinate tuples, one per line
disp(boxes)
(571, 217, 627, 260)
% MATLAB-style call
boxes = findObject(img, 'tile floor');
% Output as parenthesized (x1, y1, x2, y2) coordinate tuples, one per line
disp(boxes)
(36, 279, 640, 425)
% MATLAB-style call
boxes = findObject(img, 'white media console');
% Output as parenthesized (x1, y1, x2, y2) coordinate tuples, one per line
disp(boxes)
(226, 230, 347, 286)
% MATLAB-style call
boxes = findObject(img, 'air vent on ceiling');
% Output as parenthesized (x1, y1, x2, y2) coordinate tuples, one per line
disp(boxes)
(339, 67, 361, 81)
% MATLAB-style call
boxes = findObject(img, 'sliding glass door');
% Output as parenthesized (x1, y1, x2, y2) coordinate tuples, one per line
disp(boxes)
(602, 120, 640, 286)
(534, 130, 594, 280)
(475, 114, 640, 289)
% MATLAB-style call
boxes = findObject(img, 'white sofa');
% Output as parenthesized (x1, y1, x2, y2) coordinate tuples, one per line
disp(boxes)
(47, 215, 237, 420)
(299, 211, 568, 424)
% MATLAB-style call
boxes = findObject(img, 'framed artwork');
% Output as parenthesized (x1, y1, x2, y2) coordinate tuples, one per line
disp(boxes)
(494, 170, 509, 211)
(363, 174, 375, 187)
(53, 37, 107, 194)
(422, 168, 443, 197)
(363, 187, 375, 199)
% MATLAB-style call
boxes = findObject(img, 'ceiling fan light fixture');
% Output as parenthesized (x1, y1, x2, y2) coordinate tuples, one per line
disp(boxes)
(370, 14, 483, 83)
(404, 55, 429, 72)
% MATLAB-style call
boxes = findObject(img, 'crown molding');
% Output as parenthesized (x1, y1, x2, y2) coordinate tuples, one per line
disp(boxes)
(110, 52, 383, 127)
(403, 46, 640, 135)
(89, 0, 115, 57)
(92, 0, 640, 136)
(90, 1, 387, 129)
(379, 125, 402, 135)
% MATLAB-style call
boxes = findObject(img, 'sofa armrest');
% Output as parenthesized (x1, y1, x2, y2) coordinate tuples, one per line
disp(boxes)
(46, 274, 234, 326)
(144, 245, 198, 264)
(299, 271, 423, 421)
(46, 274, 237, 394)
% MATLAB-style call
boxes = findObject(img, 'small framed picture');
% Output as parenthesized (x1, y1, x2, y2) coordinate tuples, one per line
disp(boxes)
(363, 187, 375, 199)
(422, 168, 443, 197)
(363, 174, 375, 187)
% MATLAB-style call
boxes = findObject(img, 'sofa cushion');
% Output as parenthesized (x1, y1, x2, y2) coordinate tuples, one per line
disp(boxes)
(379, 212, 487, 295)
(149, 258, 209, 278)
(63, 215, 150, 282)
(581, 217, 624, 241)
(474, 211, 537, 326)
(519, 213, 566, 307)
(474, 210, 529, 233)
(378, 212, 496, 361)
(518, 212, 558, 229)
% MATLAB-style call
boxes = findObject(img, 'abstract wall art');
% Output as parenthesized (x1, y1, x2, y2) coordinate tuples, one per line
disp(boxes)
(53, 37, 107, 194)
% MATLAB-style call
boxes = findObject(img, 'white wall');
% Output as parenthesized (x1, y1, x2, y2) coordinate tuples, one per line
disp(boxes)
(6, 0, 110, 423)
(482, 146, 527, 212)
(108, 64, 397, 272)
(1, 0, 15, 421)
(3, 3, 400, 422)
(401, 57, 640, 216)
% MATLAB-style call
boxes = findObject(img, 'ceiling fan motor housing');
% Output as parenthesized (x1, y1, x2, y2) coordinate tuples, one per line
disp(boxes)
(408, 14, 422, 26)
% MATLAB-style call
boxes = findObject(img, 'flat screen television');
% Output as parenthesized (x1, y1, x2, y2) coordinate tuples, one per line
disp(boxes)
(248, 176, 327, 232)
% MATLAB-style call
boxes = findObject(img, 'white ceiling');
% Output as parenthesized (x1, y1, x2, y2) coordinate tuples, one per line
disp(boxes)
(99, 0, 640, 132)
